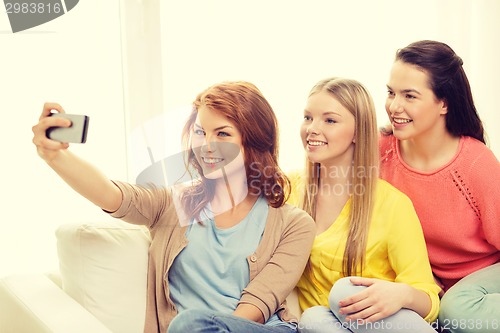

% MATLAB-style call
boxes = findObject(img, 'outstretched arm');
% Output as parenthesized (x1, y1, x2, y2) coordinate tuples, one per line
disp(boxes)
(32, 103, 122, 212)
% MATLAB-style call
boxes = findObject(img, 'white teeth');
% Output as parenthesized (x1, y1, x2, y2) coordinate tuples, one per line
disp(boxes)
(203, 157, 223, 164)
(393, 118, 412, 124)
(308, 140, 326, 146)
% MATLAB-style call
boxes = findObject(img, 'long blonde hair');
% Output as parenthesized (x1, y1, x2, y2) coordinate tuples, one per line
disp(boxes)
(300, 78, 379, 276)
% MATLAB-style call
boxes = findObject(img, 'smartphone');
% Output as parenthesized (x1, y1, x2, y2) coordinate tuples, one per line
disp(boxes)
(46, 113, 89, 144)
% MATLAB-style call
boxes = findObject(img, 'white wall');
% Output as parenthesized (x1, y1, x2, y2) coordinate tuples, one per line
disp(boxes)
(160, 0, 500, 173)
(0, 0, 126, 276)
(1, 0, 499, 277)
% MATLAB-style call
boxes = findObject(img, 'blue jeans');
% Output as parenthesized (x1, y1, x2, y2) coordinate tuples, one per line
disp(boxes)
(168, 309, 297, 333)
(438, 262, 500, 333)
(299, 277, 436, 333)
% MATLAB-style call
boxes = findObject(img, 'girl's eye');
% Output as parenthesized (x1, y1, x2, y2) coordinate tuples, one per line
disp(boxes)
(406, 94, 416, 99)
(304, 115, 312, 121)
(194, 129, 205, 136)
(387, 90, 395, 97)
(326, 118, 336, 124)
(218, 131, 230, 137)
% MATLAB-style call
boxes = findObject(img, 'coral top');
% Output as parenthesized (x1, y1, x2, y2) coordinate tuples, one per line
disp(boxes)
(379, 135, 500, 291)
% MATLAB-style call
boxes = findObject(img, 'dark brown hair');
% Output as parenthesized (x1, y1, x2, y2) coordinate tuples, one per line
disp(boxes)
(396, 40, 485, 144)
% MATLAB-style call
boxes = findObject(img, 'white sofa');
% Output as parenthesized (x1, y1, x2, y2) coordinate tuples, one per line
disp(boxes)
(0, 220, 301, 333)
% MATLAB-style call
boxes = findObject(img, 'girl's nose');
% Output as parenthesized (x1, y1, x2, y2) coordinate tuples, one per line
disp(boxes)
(201, 134, 218, 153)
(389, 97, 404, 115)
(306, 121, 320, 135)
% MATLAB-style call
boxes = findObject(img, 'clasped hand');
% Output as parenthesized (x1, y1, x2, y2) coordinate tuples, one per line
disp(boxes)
(337, 277, 411, 323)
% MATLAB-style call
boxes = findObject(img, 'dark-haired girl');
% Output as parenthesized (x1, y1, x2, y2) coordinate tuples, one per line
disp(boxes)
(381, 40, 500, 332)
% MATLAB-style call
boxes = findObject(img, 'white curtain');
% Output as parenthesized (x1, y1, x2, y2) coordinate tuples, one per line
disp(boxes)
(121, 0, 500, 177)
(119, 0, 166, 183)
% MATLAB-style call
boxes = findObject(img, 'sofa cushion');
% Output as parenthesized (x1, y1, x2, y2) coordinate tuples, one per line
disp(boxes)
(56, 220, 151, 333)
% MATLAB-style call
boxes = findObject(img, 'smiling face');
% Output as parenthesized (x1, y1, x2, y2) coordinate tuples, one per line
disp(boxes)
(385, 61, 448, 141)
(191, 106, 244, 180)
(300, 90, 356, 167)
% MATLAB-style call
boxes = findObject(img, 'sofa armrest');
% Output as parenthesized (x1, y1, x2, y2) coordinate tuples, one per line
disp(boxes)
(0, 274, 112, 333)
(45, 270, 63, 289)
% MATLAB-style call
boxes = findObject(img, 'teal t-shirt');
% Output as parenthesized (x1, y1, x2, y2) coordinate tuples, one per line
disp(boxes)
(168, 196, 292, 327)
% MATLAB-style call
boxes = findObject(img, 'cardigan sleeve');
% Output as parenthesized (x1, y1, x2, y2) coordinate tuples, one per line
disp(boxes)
(108, 181, 173, 230)
(238, 206, 315, 322)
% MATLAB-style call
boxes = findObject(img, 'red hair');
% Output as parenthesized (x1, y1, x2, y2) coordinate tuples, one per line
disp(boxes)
(180, 81, 290, 221)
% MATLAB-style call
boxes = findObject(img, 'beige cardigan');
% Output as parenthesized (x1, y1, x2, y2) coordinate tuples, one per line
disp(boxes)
(110, 181, 315, 333)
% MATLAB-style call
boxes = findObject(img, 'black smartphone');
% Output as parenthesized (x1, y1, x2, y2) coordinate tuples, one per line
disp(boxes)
(46, 113, 90, 144)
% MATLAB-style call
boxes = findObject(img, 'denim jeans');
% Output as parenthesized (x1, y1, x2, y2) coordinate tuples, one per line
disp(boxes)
(298, 277, 436, 333)
(168, 309, 297, 333)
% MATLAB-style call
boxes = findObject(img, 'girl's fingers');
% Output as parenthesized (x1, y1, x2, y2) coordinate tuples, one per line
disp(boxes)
(40, 102, 65, 120)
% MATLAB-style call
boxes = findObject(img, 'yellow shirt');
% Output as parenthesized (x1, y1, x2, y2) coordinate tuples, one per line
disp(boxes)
(291, 176, 441, 322)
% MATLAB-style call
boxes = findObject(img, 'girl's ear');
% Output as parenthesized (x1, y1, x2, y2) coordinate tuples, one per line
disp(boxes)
(440, 98, 449, 115)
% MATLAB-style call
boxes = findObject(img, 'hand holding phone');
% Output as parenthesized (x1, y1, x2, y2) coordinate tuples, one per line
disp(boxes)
(46, 113, 89, 143)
